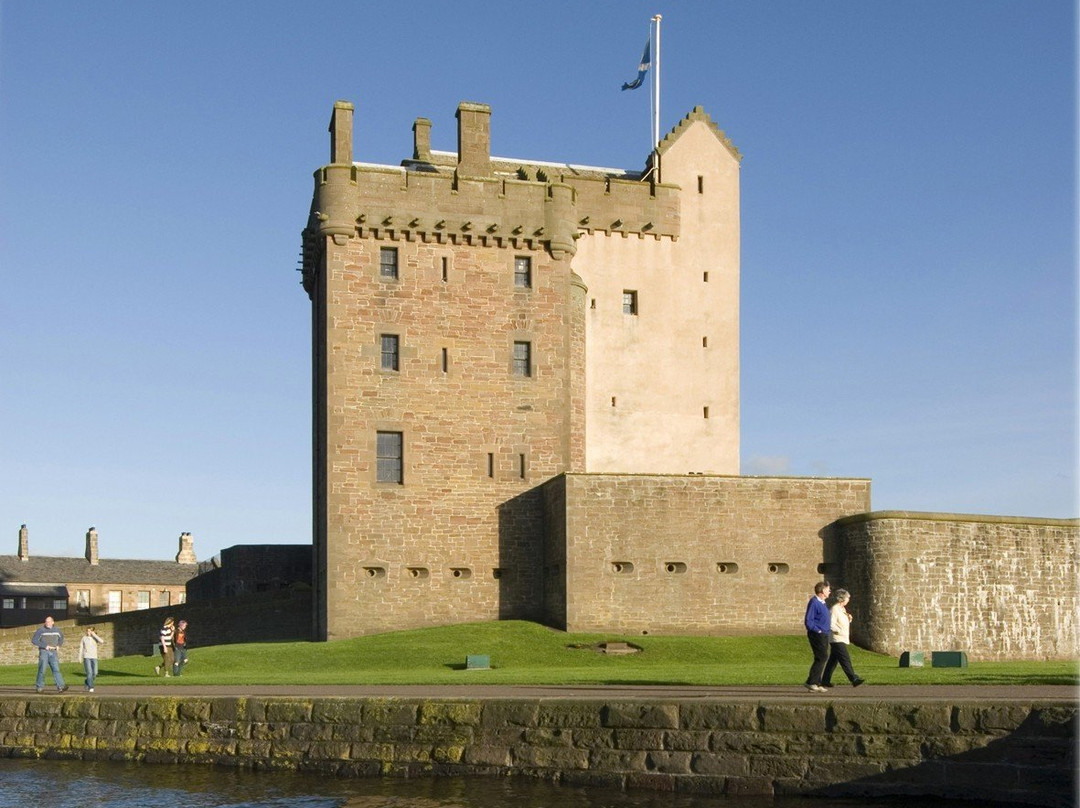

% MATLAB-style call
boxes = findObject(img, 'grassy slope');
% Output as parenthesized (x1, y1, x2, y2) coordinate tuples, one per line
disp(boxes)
(1, 621, 1075, 687)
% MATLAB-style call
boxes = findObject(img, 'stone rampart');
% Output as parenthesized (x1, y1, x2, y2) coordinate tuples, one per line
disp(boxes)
(0, 589, 312, 664)
(826, 511, 1079, 661)
(0, 695, 1072, 806)
(546, 474, 871, 634)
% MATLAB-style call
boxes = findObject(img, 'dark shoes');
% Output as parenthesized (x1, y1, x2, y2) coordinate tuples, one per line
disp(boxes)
(821, 682, 835, 688)
(852, 678, 865, 687)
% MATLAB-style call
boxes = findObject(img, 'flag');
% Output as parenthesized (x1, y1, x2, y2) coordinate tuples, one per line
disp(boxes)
(621, 40, 651, 91)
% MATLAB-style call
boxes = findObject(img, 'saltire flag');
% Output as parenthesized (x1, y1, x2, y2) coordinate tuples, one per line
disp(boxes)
(621, 40, 651, 91)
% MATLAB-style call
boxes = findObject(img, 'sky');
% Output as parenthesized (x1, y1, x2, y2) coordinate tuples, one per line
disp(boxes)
(0, 1, 1076, 562)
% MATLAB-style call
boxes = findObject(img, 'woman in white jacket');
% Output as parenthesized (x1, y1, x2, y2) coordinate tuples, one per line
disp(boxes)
(822, 589, 865, 688)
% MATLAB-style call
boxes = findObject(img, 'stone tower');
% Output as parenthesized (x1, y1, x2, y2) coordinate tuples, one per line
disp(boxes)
(300, 101, 741, 640)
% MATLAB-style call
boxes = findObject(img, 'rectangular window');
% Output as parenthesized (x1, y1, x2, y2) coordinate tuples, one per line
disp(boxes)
(136, 591, 150, 610)
(158, 590, 171, 607)
(487, 453, 495, 478)
(513, 341, 531, 377)
(1, 598, 13, 610)
(107, 590, 122, 614)
(622, 290, 638, 315)
(698, 175, 704, 194)
(376, 431, 404, 484)
(380, 246, 399, 279)
(381, 334, 400, 371)
(52, 599, 67, 611)
(441, 256, 448, 282)
(76, 590, 90, 613)
(514, 256, 532, 288)
(519, 453, 526, 479)
(441, 347, 448, 374)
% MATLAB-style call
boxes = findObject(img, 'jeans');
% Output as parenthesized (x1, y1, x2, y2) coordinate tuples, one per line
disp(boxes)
(83, 657, 98, 690)
(172, 645, 187, 675)
(36, 649, 65, 690)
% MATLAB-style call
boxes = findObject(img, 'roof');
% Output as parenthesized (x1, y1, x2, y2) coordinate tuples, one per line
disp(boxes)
(0, 582, 68, 598)
(0, 556, 198, 586)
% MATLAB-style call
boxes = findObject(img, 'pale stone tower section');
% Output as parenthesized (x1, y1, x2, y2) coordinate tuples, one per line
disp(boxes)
(175, 532, 196, 564)
(85, 526, 99, 565)
(575, 108, 741, 474)
(17, 524, 29, 561)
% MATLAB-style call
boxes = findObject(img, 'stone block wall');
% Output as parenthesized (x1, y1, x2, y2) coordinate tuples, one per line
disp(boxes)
(0, 695, 1072, 806)
(0, 589, 312, 665)
(825, 512, 1079, 661)
(546, 474, 871, 634)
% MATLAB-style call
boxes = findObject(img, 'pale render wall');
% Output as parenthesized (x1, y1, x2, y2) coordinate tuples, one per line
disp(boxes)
(577, 119, 739, 475)
(555, 474, 870, 634)
(829, 512, 1079, 661)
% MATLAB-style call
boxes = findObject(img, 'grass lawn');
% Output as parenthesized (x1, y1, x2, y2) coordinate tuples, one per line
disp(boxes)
(0, 621, 1075, 688)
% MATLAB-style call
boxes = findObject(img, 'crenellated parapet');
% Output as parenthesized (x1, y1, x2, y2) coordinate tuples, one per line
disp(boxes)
(300, 100, 682, 296)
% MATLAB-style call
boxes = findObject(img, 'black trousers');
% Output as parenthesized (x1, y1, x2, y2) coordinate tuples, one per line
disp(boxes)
(806, 630, 830, 685)
(823, 641, 858, 684)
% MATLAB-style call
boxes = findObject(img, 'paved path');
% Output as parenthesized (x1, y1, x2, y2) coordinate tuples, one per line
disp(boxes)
(3, 684, 1075, 702)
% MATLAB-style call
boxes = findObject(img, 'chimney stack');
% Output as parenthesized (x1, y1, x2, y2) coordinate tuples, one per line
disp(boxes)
(176, 532, 196, 564)
(85, 527, 99, 565)
(412, 117, 432, 162)
(455, 101, 492, 180)
(17, 524, 29, 561)
(329, 100, 354, 165)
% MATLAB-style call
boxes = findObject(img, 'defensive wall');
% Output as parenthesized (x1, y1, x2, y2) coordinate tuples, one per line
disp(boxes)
(0, 589, 311, 665)
(825, 511, 1079, 661)
(542, 474, 871, 633)
(0, 694, 1073, 806)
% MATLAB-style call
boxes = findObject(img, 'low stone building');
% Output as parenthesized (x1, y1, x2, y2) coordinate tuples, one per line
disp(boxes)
(0, 525, 198, 628)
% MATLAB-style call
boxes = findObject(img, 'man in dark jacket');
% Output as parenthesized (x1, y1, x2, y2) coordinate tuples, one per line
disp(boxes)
(803, 582, 831, 692)
(31, 616, 68, 693)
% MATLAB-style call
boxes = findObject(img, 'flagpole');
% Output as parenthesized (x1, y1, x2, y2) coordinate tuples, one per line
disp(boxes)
(652, 14, 661, 151)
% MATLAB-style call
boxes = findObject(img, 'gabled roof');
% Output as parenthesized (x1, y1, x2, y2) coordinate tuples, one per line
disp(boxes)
(0, 556, 197, 586)
(656, 106, 741, 163)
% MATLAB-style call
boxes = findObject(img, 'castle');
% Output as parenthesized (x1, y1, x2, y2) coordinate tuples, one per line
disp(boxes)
(298, 100, 1076, 659)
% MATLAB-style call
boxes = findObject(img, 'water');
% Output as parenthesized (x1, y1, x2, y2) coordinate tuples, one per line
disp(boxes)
(0, 758, 1016, 807)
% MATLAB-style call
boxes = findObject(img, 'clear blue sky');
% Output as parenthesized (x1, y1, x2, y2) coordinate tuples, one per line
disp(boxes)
(1, 2, 1076, 561)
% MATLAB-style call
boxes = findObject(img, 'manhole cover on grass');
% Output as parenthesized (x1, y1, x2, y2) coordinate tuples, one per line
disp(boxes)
(566, 641, 643, 655)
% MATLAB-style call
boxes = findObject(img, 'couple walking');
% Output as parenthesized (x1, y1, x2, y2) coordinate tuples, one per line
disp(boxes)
(804, 582, 865, 692)
(154, 617, 189, 677)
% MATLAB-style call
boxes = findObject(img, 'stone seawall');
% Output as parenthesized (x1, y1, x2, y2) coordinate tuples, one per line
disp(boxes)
(0, 695, 1073, 807)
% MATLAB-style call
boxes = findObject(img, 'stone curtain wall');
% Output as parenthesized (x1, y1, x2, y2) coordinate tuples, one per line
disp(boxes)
(0, 589, 312, 665)
(827, 512, 1079, 661)
(0, 696, 1073, 806)
(551, 474, 871, 634)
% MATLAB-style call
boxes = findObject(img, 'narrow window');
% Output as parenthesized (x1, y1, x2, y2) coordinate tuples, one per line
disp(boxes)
(519, 453, 526, 479)
(514, 255, 532, 288)
(441, 256, 448, 282)
(441, 347, 448, 374)
(487, 453, 495, 478)
(697, 175, 704, 194)
(703, 271, 709, 283)
(703, 406, 710, 419)
(513, 341, 532, 377)
(376, 431, 404, 484)
(381, 334, 400, 371)
(702, 336, 708, 348)
(380, 246, 399, 279)
(107, 590, 122, 613)
(622, 290, 638, 315)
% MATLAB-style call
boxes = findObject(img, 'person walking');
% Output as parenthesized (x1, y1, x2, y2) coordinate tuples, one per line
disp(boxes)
(172, 619, 189, 676)
(30, 616, 69, 693)
(78, 626, 104, 692)
(154, 617, 175, 677)
(822, 588, 865, 688)
(803, 581, 831, 692)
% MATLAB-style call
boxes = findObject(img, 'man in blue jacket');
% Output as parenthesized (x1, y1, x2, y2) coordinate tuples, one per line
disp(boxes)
(804, 582, 831, 692)
(31, 615, 69, 693)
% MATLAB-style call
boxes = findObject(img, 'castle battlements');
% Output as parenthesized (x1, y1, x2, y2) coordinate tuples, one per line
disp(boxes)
(301, 101, 686, 297)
